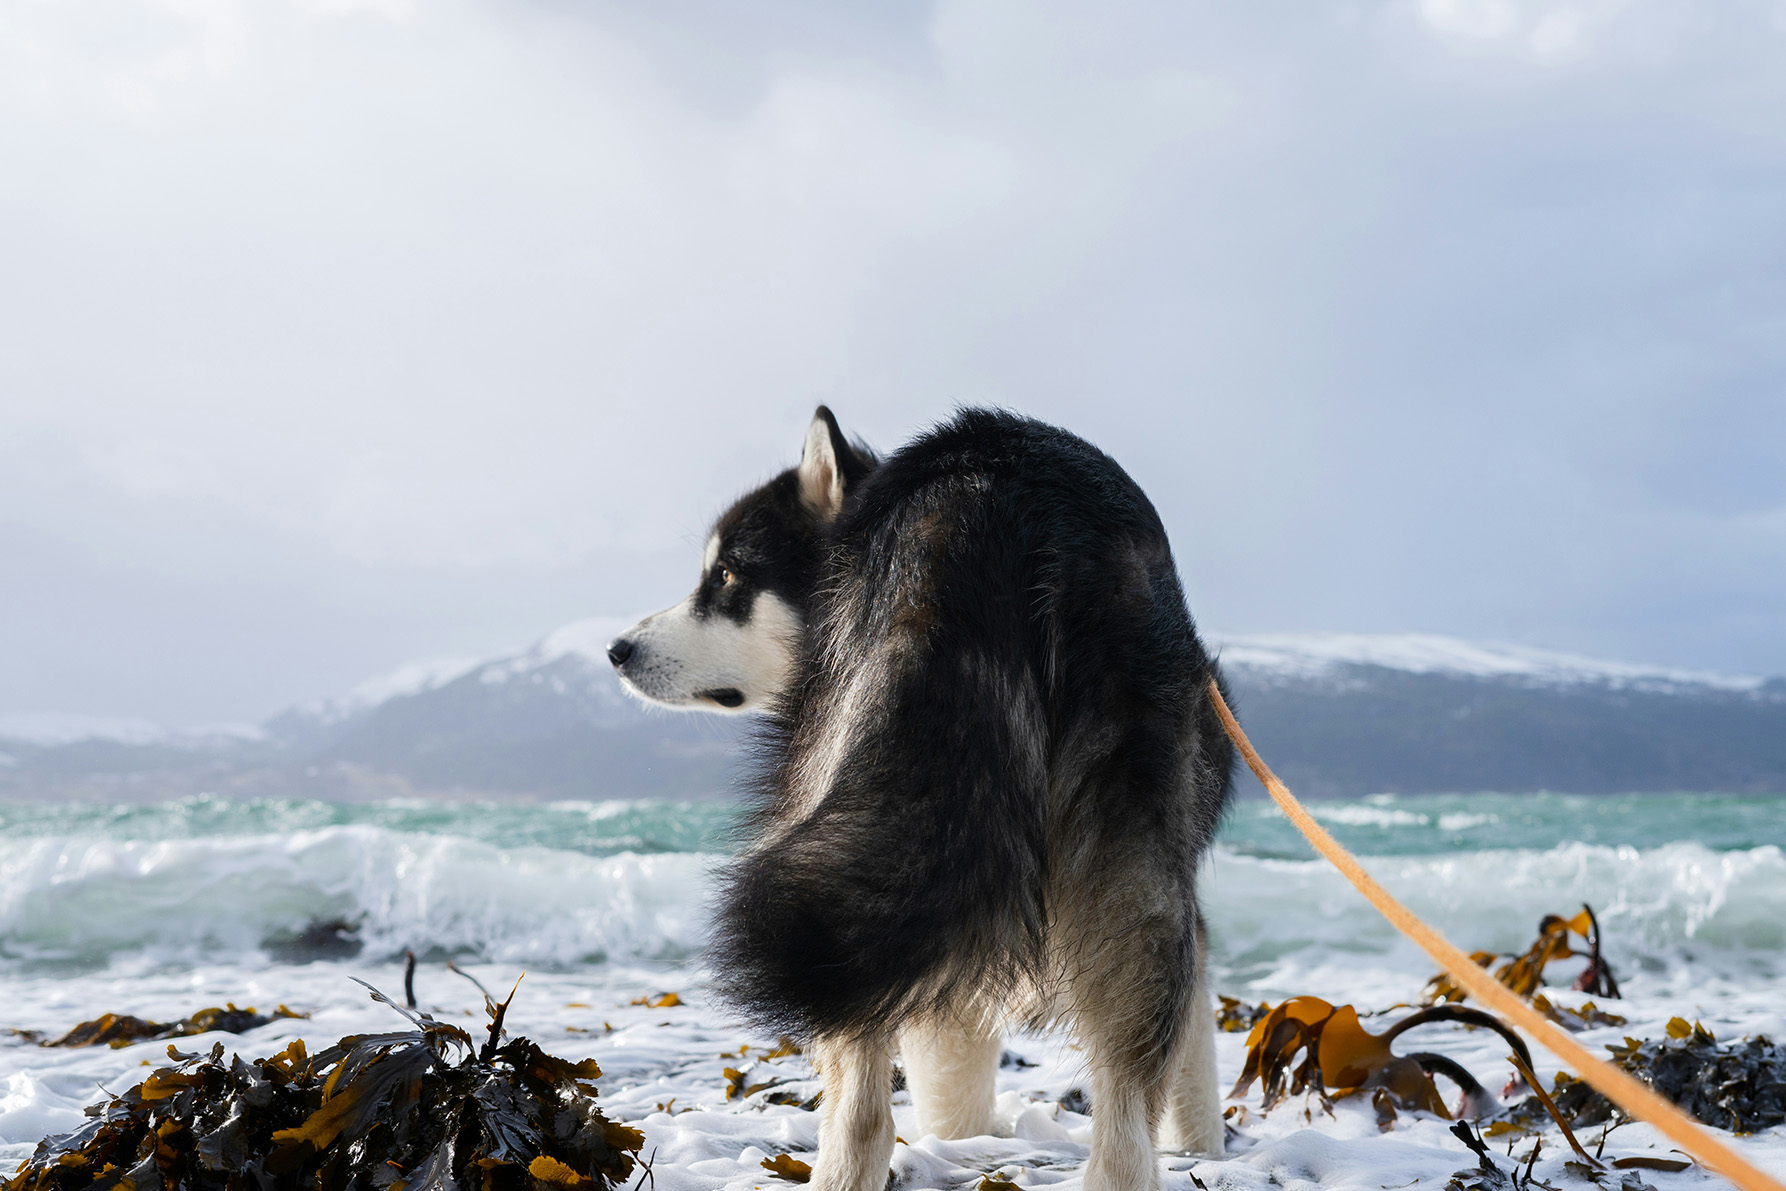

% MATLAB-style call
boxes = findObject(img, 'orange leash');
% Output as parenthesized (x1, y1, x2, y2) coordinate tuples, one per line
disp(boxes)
(1207, 678, 1786, 1190)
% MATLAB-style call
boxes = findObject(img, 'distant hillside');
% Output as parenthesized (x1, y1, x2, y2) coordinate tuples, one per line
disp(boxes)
(265, 619, 744, 799)
(0, 619, 744, 801)
(1218, 634, 1786, 797)
(2, 626, 1781, 800)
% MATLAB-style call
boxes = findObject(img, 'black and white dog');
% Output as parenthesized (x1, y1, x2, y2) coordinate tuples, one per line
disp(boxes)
(609, 408, 1234, 1191)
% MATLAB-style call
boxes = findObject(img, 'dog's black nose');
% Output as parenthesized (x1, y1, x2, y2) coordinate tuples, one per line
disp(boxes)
(606, 638, 634, 668)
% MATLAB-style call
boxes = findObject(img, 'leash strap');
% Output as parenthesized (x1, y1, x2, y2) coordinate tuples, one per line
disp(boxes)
(1207, 678, 1784, 1190)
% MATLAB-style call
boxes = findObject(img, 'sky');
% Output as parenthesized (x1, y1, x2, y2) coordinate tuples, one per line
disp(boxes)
(2, 0, 1783, 725)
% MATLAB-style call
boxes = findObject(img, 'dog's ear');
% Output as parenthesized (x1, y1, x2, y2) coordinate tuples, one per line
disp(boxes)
(797, 406, 857, 520)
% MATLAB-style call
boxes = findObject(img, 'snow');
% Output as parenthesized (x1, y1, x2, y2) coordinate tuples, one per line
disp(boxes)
(297, 615, 643, 718)
(312, 655, 490, 721)
(0, 712, 171, 747)
(477, 616, 637, 686)
(3, 957, 1781, 1190)
(0, 714, 266, 749)
(1214, 631, 1769, 692)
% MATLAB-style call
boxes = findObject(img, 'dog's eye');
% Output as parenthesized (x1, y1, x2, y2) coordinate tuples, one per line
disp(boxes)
(712, 566, 734, 588)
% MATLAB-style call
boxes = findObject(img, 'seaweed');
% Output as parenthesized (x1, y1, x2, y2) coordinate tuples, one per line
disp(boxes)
(1504, 1052, 1596, 1167)
(1231, 997, 1531, 1121)
(1495, 1018, 1786, 1135)
(759, 1155, 810, 1183)
(1426, 906, 1619, 1006)
(1444, 1120, 1518, 1190)
(43, 1006, 308, 1050)
(1215, 996, 1268, 1034)
(1529, 996, 1625, 1033)
(626, 995, 680, 1010)
(5, 983, 643, 1191)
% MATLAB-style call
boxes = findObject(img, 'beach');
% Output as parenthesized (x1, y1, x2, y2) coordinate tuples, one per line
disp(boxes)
(5, 793, 1785, 1188)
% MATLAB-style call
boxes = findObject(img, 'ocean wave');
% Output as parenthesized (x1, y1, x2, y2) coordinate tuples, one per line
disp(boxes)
(1205, 839, 1786, 989)
(0, 825, 718, 972)
(0, 795, 741, 858)
(1308, 805, 1431, 828)
(5, 806, 1786, 984)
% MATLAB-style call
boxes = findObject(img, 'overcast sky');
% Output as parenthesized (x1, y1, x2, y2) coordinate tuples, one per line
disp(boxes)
(2, 0, 1783, 724)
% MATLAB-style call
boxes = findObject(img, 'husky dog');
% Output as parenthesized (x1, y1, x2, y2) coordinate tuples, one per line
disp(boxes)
(609, 407, 1233, 1191)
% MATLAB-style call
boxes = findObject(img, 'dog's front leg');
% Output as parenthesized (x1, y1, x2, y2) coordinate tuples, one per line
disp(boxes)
(899, 1016, 999, 1139)
(809, 1032, 894, 1191)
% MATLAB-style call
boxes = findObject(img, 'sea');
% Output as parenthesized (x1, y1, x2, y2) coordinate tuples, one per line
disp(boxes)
(4, 791, 1784, 1187)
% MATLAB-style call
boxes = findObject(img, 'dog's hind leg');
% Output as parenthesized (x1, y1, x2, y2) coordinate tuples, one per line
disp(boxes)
(809, 1032, 895, 1191)
(1066, 946, 1173, 1191)
(1058, 868, 1189, 1190)
(899, 1015, 1000, 1139)
(1082, 1046, 1163, 1191)
(1157, 928, 1224, 1154)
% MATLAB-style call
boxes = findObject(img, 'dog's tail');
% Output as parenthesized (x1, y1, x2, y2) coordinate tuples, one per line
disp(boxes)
(709, 648, 1050, 1040)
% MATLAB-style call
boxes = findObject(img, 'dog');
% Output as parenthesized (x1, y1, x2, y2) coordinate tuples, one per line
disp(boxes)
(609, 407, 1234, 1191)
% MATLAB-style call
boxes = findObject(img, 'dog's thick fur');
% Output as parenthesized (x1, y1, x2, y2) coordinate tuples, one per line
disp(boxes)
(610, 408, 1233, 1191)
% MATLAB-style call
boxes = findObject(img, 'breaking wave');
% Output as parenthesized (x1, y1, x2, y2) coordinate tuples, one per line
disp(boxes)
(0, 824, 718, 972)
(1205, 840, 1786, 990)
(2, 794, 1784, 984)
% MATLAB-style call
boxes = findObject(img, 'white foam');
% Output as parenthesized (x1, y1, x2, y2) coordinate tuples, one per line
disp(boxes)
(0, 826, 716, 969)
(1310, 805, 1429, 828)
(1204, 840, 1786, 995)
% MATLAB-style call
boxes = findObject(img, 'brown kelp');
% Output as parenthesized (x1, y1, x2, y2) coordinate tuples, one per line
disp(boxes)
(1426, 906, 1619, 1006)
(39, 1007, 308, 1050)
(1231, 996, 1532, 1122)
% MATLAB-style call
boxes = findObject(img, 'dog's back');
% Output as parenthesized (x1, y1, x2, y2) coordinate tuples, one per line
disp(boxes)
(712, 408, 1234, 1044)
(614, 406, 1232, 1188)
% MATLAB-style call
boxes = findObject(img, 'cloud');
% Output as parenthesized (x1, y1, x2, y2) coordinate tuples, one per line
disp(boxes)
(2, 0, 1785, 718)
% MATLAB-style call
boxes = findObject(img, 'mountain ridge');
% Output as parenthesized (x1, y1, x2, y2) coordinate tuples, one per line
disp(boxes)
(3, 624, 1781, 799)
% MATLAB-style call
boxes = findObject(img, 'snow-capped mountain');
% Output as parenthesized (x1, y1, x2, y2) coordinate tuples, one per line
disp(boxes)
(3, 627, 1781, 799)
(1217, 632, 1768, 695)
(0, 616, 741, 801)
(1212, 633, 1784, 797)
(293, 618, 636, 727)
(0, 712, 266, 748)
(258, 616, 741, 798)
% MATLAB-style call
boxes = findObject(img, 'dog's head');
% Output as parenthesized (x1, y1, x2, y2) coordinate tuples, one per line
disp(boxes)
(607, 406, 874, 713)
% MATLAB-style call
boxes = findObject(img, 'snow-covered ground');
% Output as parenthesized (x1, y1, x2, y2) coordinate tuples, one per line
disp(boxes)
(2, 956, 1775, 1190)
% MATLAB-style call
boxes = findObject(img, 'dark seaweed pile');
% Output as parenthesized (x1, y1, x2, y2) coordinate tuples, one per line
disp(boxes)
(1609, 1020, 1786, 1133)
(5, 984, 643, 1191)
(1506, 1018, 1786, 1134)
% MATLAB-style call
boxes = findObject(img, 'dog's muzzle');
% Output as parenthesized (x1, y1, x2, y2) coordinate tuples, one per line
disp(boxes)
(606, 638, 635, 668)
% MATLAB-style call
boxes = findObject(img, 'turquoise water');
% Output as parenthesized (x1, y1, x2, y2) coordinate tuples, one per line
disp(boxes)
(0, 795, 744, 857)
(1219, 791, 1786, 859)
(3, 790, 1778, 859)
